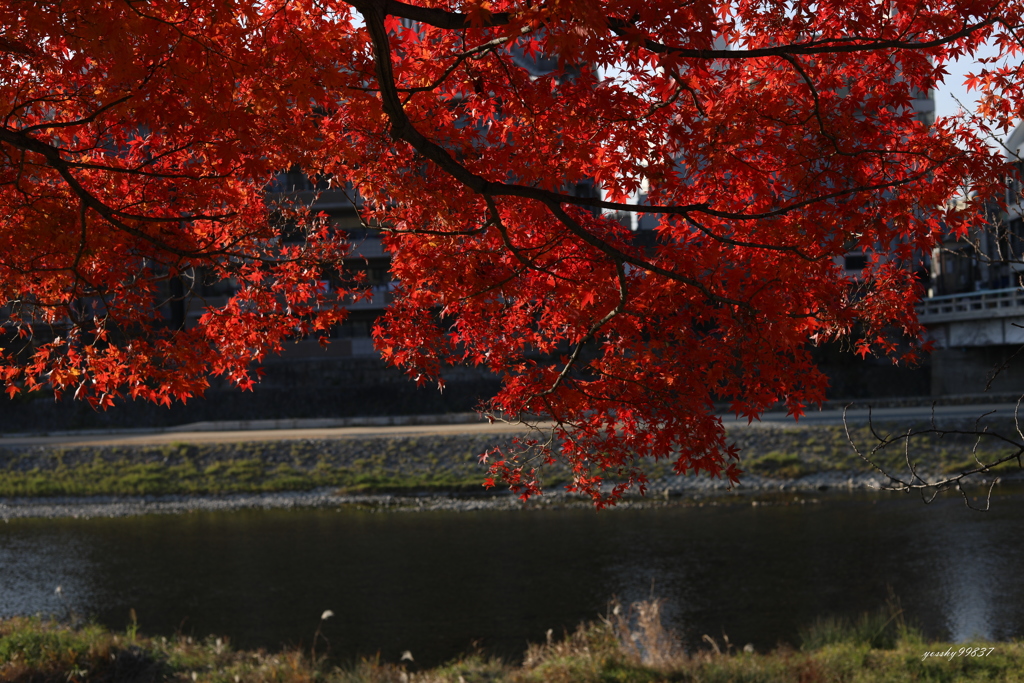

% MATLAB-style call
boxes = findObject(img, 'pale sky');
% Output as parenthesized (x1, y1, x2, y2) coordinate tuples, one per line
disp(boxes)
(933, 42, 1007, 124)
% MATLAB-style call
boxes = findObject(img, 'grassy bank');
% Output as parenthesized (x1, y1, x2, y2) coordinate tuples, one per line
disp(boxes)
(3, 600, 1023, 682)
(0, 419, 1020, 499)
(0, 435, 517, 498)
(731, 419, 1024, 481)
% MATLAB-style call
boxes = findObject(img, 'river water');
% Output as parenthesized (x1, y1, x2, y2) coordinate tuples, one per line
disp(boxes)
(1, 489, 1022, 665)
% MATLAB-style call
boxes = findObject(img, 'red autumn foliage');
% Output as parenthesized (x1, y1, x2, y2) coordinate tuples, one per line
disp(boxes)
(2, 0, 1022, 505)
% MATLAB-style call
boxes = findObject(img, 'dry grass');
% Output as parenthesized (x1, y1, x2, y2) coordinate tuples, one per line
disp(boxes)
(5, 601, 1024, 682)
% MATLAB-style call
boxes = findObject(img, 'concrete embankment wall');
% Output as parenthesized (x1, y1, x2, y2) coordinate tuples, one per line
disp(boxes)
(0, 357, 502, 433)
(2, 346, 938, 433)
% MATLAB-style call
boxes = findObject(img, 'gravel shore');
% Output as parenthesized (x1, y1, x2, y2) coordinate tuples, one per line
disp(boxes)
(3, 468, 1007, 520)
(2, 415, 1018, 520)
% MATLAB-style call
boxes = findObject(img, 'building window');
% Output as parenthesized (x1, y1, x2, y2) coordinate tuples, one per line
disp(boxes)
(844, 254, 868, 271)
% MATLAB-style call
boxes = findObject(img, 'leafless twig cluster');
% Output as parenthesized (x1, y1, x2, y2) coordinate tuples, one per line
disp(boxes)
(843, 402, 1024, 511)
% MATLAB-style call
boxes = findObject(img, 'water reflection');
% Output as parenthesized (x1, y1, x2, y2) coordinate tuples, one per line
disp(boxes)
(909, 496, 1022, 642)
(1, 491, 1023, 665)
(0, 521, 98, 619)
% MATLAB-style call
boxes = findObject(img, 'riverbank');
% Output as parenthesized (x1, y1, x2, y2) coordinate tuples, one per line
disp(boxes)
(2, 414, 1021, 519)
(3, 600, 1022, 682)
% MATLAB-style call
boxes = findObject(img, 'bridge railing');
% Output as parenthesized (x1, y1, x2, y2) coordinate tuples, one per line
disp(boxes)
(917, 287, 1024, 324)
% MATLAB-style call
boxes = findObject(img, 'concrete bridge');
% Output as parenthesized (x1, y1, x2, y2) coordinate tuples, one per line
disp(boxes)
(918, 287, 1024, 395)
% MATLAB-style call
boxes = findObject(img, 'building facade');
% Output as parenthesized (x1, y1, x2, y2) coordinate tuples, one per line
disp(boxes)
(917, 123, 1024, 394)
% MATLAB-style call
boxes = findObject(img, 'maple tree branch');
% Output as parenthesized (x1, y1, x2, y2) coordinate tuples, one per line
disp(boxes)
(692, 169, 949, 221)
(338, 184, 490, 237)
(4, 150, 199, 258)
(538, 259, 628, 398)
(486, 196, 573, 282)
(607, 71, 690, 124)
(360, 5, 754, 309)
(607, 16, 1000, 59)
(59, 158, 237, 181)
(377, 223, 488, 237)
(776, 53, 846, 154)
(682, 214, 821, 260)
(122, 1, 247, 71)
(16, 95, 134, 134)
(358, 4, 953, 238)
(397, 26, 533, 94)
(0, 127, 323, 274)
(351, 0, 512, 29)
(453, 268, 524, 303)
(361, 0, 996, 62)
(0, 126, 235, 222)
(775, 53, 933, 162)
(543, 200, 753, 308)
(345, 28, 532, 95)
(670, 69, 708, 117)
(11, 192, 307, 293)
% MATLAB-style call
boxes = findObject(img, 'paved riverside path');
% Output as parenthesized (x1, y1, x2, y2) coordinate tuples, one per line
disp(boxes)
(0, 415, 546, 449)
(3, 402, 1021, 450)
(723, 402, 1024, 427)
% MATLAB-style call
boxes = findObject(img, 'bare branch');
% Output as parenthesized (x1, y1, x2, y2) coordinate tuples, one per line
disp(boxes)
(843, 403, 1024, 509)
